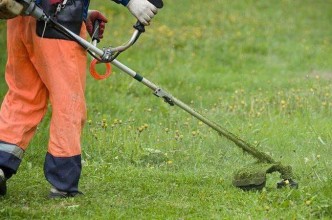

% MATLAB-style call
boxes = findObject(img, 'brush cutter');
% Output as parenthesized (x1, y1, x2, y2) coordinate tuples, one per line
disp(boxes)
(13, 0, 298, 190)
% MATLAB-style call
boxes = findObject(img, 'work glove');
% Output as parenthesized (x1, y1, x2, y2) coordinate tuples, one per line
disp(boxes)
(126, 0, 158, 26)
(86, 10, 108, 39)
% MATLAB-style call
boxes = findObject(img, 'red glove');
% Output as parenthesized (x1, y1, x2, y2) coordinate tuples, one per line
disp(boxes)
(86, 10, 108, 39)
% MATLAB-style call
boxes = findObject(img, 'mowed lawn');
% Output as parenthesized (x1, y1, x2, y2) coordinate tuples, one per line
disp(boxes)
(0, 0, 331, 219)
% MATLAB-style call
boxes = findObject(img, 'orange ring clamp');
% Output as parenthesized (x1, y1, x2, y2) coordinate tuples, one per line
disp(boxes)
(89, 59, 112, 80)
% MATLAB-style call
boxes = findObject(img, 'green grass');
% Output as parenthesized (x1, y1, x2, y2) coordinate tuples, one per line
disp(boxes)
(0, 0, 332, 219)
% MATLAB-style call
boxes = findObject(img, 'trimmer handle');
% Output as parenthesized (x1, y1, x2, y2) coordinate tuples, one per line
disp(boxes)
(89, 0, 164, 62)
(92, 20, 101, 44)
(133, 0, 164, 32)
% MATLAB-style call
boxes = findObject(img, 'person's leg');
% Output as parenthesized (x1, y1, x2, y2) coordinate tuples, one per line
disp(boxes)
(0, 16, 49, 194)
(28, 17, 88, 194)
(0, 168, 6, 196)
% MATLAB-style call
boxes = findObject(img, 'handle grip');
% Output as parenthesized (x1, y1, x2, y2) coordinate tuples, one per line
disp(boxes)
(133, 0, 163, 32)
(148, 0, 163, 8)
(133, 21, 145, 33)
(92, 20, 101, 43)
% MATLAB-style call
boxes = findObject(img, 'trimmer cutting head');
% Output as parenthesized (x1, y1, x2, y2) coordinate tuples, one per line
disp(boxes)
(232, 164, 269, 190)
(232, 163, 299, 191)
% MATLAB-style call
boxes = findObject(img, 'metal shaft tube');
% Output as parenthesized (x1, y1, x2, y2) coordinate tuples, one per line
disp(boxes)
(112, 59, 159, 91)
(111, 59, 276, 164)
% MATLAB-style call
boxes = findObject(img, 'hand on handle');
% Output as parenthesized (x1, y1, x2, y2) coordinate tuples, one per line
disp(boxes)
(127, 0, 158, 26)
(86, 10, 108, 39)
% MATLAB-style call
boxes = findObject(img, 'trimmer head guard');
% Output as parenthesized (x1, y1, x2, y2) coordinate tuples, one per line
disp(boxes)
(232, 163, 298, 191)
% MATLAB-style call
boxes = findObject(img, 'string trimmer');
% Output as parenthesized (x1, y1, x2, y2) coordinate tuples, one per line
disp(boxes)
(5, 0, 298, 190)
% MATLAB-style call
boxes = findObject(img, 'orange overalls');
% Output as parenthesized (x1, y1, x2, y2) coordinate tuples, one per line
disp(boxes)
(0, 15, 87, 192)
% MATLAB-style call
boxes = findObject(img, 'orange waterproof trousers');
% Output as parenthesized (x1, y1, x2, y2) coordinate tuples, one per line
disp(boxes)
(0, 16, 87, 158)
